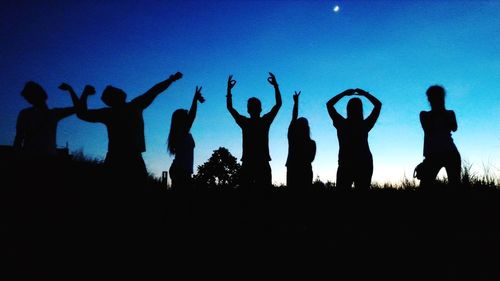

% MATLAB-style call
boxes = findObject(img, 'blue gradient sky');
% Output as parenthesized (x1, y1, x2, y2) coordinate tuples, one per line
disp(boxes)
(1, 0, 499, 184)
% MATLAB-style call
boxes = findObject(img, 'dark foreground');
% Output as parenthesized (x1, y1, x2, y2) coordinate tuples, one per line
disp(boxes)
(1, 154, 500, 280)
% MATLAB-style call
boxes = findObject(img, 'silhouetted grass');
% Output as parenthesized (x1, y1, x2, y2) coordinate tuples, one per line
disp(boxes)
(2, 149, 499, 280)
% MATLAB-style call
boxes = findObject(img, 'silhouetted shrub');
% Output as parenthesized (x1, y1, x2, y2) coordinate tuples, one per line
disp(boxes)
(193, 147, 241, 189)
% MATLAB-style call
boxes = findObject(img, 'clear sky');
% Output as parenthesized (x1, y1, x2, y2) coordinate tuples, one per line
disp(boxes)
(1, 0, 499, 184)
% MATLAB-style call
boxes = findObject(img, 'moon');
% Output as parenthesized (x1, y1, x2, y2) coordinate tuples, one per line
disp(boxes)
(333, 5, 340, 13)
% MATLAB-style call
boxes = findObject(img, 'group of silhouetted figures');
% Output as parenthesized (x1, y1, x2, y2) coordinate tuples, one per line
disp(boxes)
(13, 72, 461, 190)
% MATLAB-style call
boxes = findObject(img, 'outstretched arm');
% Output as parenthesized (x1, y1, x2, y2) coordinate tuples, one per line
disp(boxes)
(355, 88, 382, 130)
(326, 89, 355, 125)
(226, 75, 244, 124)
(131, 72, 183, 109)
(265, 72, 282, 121)
(187, 86, 204, 131)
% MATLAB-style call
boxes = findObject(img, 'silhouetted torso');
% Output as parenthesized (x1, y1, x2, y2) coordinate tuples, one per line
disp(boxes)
(286, 122, 316, 169)
(16, 107, 73, 156)
(420, 110, 457, 157)
(87, 103, 145, 155)
(334, 118, 372, 165)
(237, 114, 274, 164)
(172, 133, 195, 174)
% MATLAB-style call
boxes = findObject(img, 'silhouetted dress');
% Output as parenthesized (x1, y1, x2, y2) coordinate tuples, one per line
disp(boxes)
(234, 113, 277, 187)
(169, 133, 195, 188)
(286, 121, 316, 189)
(420, 110, 461, 184)
(15, 106, 75, 156)
(78, 101, 147, 178)
(331, 112, 379, 189)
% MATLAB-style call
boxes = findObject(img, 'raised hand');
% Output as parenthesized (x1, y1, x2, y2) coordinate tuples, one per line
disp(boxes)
(169, 72, 183, 82)
(355, 88, 369, 96)
(58, 83, 74, 92)
(195, 86, 205, 103)
(341, 89, 356, 96)
(293, 91, 301, 103)
(227, 75, 237, 90)
(267, 72, 278, 87)
(83, 85, 96, 96)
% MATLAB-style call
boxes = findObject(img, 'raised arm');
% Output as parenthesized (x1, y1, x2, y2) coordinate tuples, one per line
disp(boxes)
(131, 72, 183, 110)
(58, 83, 80, 108)
(76, 85, 108, 123)
(264, 72, 282, 121)
(226, 75, 244, 123)
(326, 89, 355, 125)
(292, 91, 300, 122)
(355, 88, 382, 130)
(53, 83, 80, 120)
(187, 86, 205, 131)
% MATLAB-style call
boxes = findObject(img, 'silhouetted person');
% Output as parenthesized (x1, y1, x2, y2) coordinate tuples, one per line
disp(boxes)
(14, 81, 79, 156)
(326, 89, 382, 190)
(168, 86, 204, 191)
(61, 72, 183, 182)
(419, 85, 461, 188)
(226, 73, 282, 190)
(286, 91, 316, 190)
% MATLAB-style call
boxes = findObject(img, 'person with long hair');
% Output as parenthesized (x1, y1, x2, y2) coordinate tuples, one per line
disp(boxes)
(419, 85, 461, 187)
(326, 88, 382, 190)
(168, 86, 204, 190)
(286, 91, 316, 190)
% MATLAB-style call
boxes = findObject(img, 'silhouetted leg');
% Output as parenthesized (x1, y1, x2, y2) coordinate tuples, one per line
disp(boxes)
(420, 158, 442, 189)
(336, 164, 354, 190)
(445, 150, 461, 186)
(287, 166, 305, 190)
(286, 167, 294, 189)
(256, 162, 272, 190)
(304, 166, 313, 189)
(355, 156, 373, 190)
(239, 162, 253, 191)
(169, 165, 192, 191)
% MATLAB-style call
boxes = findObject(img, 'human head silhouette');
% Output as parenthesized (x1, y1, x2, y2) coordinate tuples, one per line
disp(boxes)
(167, 109, 189, 155)
(347, 97, 363, 121)
(247, 97, 262, 118)
(21, 81, 48, 107)
(294, 117, 311, 141)
(101, 86, 127, 107)
(426, 85, 446, 111)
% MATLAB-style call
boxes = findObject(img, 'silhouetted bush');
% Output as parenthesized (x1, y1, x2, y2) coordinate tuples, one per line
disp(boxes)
(193, 147, 241, 189)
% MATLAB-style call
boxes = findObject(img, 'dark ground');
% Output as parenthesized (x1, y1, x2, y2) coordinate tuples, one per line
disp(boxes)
(1, 151, 500, 280)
